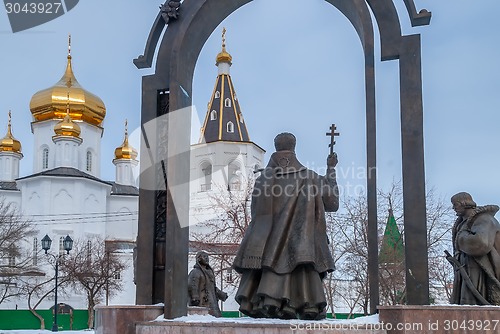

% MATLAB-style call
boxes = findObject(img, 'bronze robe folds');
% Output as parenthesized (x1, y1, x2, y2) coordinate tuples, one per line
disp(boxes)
(233, 151, 338, 319)
(451, 205, 500, 305)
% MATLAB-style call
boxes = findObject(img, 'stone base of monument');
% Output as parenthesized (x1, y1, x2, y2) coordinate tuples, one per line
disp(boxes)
(187, 306, 210, 315)
(378, 305, 500, 334)
(135, 315, 386, 334)
(94, 305, 164, 334)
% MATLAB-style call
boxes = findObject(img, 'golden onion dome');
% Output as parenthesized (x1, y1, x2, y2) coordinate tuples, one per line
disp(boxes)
(0, 112, 22, 154)
(216, 27, 232, 64)
(29, 36, 106, 126)
(114, 120, 138, 160)
(54, 99, 81, 138)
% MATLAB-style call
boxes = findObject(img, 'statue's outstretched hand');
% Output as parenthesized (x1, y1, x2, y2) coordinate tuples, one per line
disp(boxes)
(327, 153, 338, 168)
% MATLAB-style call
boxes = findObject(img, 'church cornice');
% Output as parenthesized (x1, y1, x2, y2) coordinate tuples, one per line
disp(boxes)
(191, 140, 266, 153)
(16, 167, 112, 187)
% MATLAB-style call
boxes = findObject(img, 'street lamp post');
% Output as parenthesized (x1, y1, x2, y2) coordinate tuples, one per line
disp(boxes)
(41, 234, 73, 332)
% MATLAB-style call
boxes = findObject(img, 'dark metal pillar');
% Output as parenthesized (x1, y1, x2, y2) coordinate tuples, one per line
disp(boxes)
(162, 82, 191, 318)
(135, 77, 167, 305)
(365, 54, 379, 314)
(399, 34, 429, 305)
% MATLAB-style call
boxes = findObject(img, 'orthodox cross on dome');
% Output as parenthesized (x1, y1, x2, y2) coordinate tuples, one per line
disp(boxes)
(6, 110, 14, 139)
(326, 124, 340, 155)
(222, 27, 227, 49)
(68, 33, 71, 58)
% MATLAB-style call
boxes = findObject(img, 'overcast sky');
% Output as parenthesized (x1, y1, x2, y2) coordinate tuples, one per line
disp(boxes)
(0, 0, 499, 208)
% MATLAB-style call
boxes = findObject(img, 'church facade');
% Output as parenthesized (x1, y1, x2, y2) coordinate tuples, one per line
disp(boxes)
(0, 31, 264, 315)
(0, 40, 139, 310)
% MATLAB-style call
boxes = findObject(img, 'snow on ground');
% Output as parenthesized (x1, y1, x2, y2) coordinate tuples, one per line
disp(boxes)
(156, 313, 380, 325)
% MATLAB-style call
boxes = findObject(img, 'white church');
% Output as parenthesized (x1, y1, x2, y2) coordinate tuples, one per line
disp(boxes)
(0, 40, 139, 310)
(0, 32, 265, 314)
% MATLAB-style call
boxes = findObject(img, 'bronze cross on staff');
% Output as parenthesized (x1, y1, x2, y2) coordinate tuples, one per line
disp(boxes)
(326, 124, 340, 155)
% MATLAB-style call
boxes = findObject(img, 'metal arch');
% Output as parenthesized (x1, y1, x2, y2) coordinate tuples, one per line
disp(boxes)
(325, 0, 374, 54)
(133, 0, 430, 69)
(133, 12, 163, 69)
(135, 0, 431, 318)
(156, 0, 254, 86)
(365, 0, 402, 61)
(402, 0, 431, 27)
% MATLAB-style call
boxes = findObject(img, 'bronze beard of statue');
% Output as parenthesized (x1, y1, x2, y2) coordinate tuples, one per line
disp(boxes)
(233, 132, 339, 320)
(450, 192, 500, 305)
(188, 251, 228, 317)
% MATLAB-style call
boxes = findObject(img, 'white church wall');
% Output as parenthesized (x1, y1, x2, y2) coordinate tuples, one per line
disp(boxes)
(32, 120, 58, 172)
(31, 121, 103, 176)
(106, 196, 138, 241)
(107, 251, 135, 305)
(0, 190, 21, 210)
(79, 123, 103, 178)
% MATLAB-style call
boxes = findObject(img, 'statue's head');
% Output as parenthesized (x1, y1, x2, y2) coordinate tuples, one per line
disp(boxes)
(451, 192, 476, 215)
(196, 251, 209, 266)
(274, 132, 296, 152)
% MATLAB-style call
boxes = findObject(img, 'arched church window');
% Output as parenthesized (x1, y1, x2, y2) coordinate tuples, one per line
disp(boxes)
(224, 98, 232, 108)
(86, 151, 92, 172)
(200, 163, 212, 192)
(7, 245, 15, 266)
(227, 162, 240, 189)
(33, 237, 38, 266)
(59, 237, 65, 255)
(227, 121, 234, 133)
(226, 268, 233, 283)
(86, 240, 92, 265)
(215, 91, 220, 99)
(210, 110, 217, 121)
(42, 148, 49, 169)
(229, 176, 241, 191)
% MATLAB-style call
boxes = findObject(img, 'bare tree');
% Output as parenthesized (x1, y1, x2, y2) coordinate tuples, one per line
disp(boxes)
(425, 187, 454, 302)
(24, 270, 71, 330)
(328, 195, 372, 315)
(191, 177, 254, 290)
(328, 181, 454, 312)
(0, 200, 36, 305)
(61, 237, 126, 328)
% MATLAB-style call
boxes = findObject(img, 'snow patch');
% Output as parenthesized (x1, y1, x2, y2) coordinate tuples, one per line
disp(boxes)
(153, 313, 380, 325)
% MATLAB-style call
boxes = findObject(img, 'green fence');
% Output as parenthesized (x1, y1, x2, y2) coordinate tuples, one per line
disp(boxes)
(1, 310, 365, 330)
(0, 310, 89, 330)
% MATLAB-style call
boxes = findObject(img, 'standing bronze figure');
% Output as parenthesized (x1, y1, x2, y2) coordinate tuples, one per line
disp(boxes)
(447, 192, 500, 305)
(233, 132, 339, 319)
(188, 251, 228, 317)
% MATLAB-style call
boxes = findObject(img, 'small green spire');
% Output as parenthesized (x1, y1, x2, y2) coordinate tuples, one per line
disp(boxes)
(379, 203, 405, 264)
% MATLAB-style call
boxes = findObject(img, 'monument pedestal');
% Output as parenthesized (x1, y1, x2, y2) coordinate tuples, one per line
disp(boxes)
(135, 317, 386, 334)
(379, 305, 500, 334)
(94, 305, 163, 334)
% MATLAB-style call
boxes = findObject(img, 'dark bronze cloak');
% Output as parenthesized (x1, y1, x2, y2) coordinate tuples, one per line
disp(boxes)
(233, 151, 338, 319)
